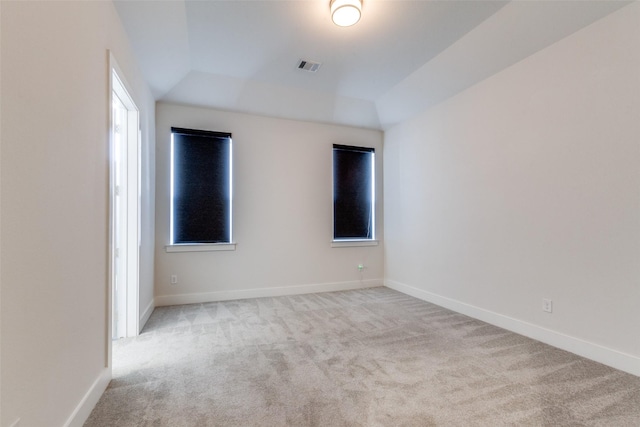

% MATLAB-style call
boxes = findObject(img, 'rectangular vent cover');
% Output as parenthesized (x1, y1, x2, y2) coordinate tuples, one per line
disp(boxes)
(297, 59, 321, 73)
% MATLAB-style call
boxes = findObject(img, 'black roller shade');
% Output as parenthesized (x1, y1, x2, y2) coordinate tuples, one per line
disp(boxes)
(333, 144, 374, 240)
(172, 127, 231, 244)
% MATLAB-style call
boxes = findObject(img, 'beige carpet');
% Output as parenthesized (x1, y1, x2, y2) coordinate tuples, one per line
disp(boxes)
(86, 287, 640, 426)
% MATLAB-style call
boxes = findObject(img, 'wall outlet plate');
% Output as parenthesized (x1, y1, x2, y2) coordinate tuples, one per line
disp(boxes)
(542, 299, 553, 313)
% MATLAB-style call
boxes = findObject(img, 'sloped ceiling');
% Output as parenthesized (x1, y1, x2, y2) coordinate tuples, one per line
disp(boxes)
(114, 0, 630, 130)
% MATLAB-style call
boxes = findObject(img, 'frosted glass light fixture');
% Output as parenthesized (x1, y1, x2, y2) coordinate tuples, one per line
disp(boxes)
(331, 0, 362, 27)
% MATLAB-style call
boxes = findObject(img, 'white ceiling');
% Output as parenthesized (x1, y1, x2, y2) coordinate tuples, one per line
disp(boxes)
(114, 0, 630, 130)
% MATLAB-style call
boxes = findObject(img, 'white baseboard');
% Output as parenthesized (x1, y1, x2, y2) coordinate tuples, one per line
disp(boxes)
(139, 298, 155, 332)
(155, 279, 383, 307)
(63, 368, 111, 427)
(385, 279, 640, 377)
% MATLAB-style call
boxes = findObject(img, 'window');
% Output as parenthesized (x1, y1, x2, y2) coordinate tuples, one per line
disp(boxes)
(333, 144, 375, 241)
(170, 127, 232, 245)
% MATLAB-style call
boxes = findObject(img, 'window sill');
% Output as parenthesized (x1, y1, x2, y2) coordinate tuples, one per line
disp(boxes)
(165, 243, 236, 253)
(331, 240, 379, 248)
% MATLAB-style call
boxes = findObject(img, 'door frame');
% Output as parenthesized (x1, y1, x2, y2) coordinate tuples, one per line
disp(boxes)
(108, 51, 140, 358)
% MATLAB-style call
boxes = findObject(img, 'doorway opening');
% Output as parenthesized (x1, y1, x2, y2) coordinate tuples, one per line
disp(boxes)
(110, 55, 140, 340)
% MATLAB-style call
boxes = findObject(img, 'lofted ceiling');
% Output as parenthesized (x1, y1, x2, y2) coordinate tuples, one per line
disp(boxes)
(114, 0, 630, 130)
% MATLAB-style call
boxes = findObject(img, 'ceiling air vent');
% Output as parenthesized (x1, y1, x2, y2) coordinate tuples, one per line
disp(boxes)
(297, 59, 321, 73)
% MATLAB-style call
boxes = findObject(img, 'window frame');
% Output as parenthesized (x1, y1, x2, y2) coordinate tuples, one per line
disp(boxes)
(332, 144, 377, 246)
(166, 127, 235, 252)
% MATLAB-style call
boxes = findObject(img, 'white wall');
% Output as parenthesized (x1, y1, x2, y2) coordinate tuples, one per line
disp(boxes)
(139, 90, 157, 327)
(384, 3, 640, 374)
(155, 103, 383, 305)
(0, 1, 155, 425)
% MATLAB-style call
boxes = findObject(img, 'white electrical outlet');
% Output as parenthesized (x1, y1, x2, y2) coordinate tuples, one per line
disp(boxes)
(170, 274, 178, 285)
(542, 299, 553, 313)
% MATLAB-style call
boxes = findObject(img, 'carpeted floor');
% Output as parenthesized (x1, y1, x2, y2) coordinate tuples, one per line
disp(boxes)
(85, 287, 640, 426)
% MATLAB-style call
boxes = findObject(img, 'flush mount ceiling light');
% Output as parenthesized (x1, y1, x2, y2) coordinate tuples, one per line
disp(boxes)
(331, 0, 362, 27)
